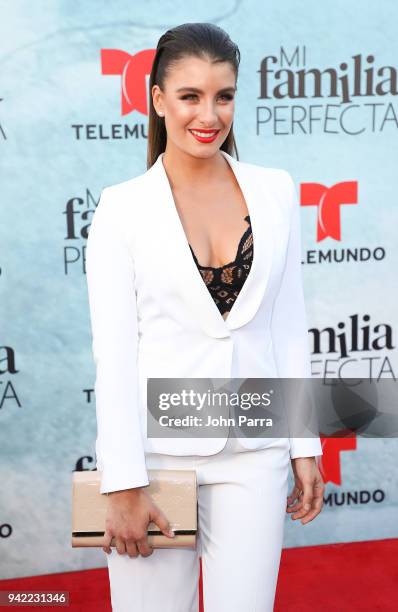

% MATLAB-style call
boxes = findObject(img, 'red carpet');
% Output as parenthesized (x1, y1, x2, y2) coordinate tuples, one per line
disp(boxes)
(0, 539, 396, 611)
(275, 538, 398, 611)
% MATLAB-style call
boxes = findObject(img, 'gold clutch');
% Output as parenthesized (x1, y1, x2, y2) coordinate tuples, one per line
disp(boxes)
(71, 469, 198, 549)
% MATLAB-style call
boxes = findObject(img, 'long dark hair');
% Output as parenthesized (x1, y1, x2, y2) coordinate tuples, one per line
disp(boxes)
(147, 22, 240, 169)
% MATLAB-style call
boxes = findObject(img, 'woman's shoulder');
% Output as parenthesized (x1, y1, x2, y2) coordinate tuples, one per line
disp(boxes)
(101, 166, 149, 199)
(235, 158, 296, 218)
(94, 165, 158, 243)
(236, 157, 295, 200)
(238, 156, 294, 185)
(96, 166, 154, 229)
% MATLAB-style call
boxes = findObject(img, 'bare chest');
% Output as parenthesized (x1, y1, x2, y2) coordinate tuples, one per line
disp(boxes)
(172, 183, 250, 268)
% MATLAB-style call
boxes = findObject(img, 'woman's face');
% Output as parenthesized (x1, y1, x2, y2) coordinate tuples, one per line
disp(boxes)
(152, 55, 236, 158)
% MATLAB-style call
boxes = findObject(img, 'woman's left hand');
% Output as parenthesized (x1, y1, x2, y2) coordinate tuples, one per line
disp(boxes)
(286, 457, 325, 524)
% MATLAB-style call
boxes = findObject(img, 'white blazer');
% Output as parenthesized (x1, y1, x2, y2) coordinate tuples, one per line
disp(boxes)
(86, 150, 323, 494)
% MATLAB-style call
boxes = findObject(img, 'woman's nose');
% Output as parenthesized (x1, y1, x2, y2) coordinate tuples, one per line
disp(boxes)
(196, 102, 219, 125)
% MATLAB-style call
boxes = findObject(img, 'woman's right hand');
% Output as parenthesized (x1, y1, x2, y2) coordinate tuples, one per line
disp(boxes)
(102, 487, 175, 557)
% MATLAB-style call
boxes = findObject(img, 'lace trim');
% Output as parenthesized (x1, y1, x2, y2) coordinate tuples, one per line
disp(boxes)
(189, 215, 253, 317)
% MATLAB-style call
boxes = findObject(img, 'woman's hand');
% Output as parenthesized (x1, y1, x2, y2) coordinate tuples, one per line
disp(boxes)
(286, 457, 324, 524)
(102, 487, 175, 557)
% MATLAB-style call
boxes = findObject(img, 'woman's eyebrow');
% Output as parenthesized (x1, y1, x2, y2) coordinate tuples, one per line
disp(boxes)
(175, 86, 237, 94)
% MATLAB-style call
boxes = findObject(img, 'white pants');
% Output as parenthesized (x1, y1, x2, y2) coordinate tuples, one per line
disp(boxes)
(106, 435, 290, 612)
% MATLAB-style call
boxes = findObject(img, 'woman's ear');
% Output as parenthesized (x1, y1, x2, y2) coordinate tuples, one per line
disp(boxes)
(152, 85, 164, 117)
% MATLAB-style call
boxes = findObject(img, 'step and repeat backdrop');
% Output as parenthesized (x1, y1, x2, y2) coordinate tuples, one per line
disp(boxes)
(1, 1, 397, 579)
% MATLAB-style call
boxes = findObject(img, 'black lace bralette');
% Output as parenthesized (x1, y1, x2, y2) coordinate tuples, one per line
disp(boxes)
(188, 215, 253, 319)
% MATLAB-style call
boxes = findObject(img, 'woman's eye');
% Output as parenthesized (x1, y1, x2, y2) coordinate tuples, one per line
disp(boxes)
(181, 94, 234, 101)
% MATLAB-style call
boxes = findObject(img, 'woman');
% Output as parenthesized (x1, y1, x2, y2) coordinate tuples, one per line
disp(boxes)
(86, 22, 325, 612)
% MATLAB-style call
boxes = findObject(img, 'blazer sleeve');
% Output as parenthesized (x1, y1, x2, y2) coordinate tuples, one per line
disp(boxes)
(270, 171, 323, 459)
(85, 186, 150, 493)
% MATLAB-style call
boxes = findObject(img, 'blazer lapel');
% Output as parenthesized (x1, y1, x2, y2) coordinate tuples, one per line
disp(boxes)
(145, 150, 275, 339)
(219, 151, 275, 332)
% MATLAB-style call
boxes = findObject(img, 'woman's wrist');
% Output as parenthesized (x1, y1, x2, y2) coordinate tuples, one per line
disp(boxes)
(107, 487, 143, 496)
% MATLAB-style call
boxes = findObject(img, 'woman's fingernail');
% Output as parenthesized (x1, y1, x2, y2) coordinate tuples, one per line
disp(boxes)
(168, 529, 175, 537)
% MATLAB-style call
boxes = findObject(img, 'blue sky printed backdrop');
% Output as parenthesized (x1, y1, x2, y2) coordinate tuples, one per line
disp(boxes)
(1, 1, 398, 578)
